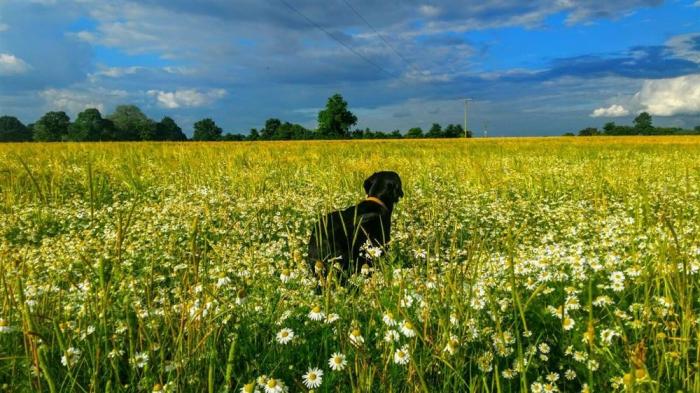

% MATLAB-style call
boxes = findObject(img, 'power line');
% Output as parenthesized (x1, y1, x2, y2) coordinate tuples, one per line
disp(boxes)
(340, 0, 421, 75)
(278, 0, 397, 78)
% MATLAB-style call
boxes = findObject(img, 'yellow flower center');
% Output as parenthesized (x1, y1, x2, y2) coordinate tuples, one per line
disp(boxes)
(352, 329, 361, 337)
(404, 322, 413, 330)
(308, 373, 317, 380)
(267, 379, 278, 388)
(243, 383, 255, 393)
(312, 306, 321, 313)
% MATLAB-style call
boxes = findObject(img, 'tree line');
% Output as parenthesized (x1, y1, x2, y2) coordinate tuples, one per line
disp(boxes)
(0, 94, 473, 142)
(571, 112, 700, 136)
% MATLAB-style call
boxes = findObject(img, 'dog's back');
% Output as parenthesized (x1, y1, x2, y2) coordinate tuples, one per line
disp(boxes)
(307, 201, 388, 278)
(307, 171, 403, 285)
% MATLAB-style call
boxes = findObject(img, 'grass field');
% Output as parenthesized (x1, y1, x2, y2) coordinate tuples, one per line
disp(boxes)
(1, 137, 699, 392)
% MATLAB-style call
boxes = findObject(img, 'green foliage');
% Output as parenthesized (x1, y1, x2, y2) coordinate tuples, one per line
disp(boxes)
(33, 111, 70, 141)
(108, 105, 154, 141)
(0, 116, 32, 142)
(577, 127, 599, 136)
(156, 117, 187, 141)
(193, 118, 223, 141)
(426, 123, 442, 138)
(67, 108, 109, 141)
(633, 112, 653, 134)
(317, 94, 357, 138)
(406, 127, 423, 138)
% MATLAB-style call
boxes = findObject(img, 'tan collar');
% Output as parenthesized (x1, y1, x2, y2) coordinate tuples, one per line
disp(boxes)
(365, 196, 388, 211)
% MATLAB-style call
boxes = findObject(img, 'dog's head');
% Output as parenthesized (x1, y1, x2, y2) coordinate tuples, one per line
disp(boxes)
(364, 171, 404, 204)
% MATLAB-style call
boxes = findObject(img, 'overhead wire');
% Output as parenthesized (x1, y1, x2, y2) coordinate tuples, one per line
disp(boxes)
(277, 0, 398, 78)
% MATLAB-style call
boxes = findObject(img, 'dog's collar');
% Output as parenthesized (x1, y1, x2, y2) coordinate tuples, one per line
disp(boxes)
(365, 196, 388, 211)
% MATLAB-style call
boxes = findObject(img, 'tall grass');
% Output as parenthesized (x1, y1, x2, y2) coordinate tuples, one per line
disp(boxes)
(1, 137, 699, 392)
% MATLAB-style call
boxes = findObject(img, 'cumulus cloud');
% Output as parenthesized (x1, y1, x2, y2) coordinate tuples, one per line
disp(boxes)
(147, 88, 227, 109)
(666, 33, 700, 64)
(0, 53, 30, 75)
(635, 74, 700, 116)
(590, 104, 630, 117)
(39, 87, 129, 115)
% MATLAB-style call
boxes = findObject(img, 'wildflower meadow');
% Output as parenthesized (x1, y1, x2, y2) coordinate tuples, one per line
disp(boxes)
(1, 137, 699, 392)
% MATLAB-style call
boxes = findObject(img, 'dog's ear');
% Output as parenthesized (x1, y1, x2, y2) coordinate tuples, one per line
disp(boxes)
(385, 178, 404, 203)
(363, 172, 378, 195)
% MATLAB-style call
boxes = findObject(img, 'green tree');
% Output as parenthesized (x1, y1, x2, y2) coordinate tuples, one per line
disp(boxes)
(156, 117, 187, 141)
(317, 93, 357, 138)
(33, 111, 70, 141)
(0, 116, 32, 142)
(633, 112, 653, 134)
(247, 128, 260, 141)
(261, 118, 281, 140)
(406, 127, 423, 138)
(577, 127, 599, 136)
(192, 118, 222, 141)
(426, 123, 443, 138)
(602, 122, 617, 135)
(67, 108, 108, 141)
(108, 105, 154, 141)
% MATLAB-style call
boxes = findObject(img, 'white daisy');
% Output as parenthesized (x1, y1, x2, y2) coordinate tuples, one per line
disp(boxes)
(276, 328, 294, 345)
(328, 352, 347, 371)
(349, 328, 364, 347)
(301, 367, 323, 389)
(384, 329, 400, 342)
(382, 312, 397, 326)
(308, 305, 325, 321)
(263, 378, 284, 393)
(393, 345, 410, 365)
(399, 320, 416, 337)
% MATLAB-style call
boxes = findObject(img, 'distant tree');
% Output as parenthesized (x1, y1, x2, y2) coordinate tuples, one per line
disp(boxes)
(33, 111, 70, 141)
(156, 116, 187, 141)
(577, 127, 599, 136)
(391, 129, 402, 138)
(406, 127, 423, 138)
(260, 118, 281, 140)
(108, 105, 153, 141)
(633, 112, 653, 134)
(562, 132, 575, 136)
(67, 108, 108, 141)
(317, 93, 357, 138)
(695, 125, 700, 133)
(602, 121, 617, 135)
(221, 133, 245, 141)
(192, 118, 222, 141)
(0, 116, 32, 142)
(247, 128, 260, 141)
(426, 123, 443, 138)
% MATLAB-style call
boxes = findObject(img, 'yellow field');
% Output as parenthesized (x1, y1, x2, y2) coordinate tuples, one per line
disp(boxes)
(1, 137, 699, 392)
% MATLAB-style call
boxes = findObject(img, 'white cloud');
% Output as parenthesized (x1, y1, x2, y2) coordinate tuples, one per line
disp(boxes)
(634, 74, 700, 116)
(0, 23, 9, 32)
(147, 88, 227, 109)
(666, 33, 700, 63)
(419, 5, 441, 17)
(590, 104, 630, 117)
(0, 53, 30, 75)
(39, 87, 128, 115)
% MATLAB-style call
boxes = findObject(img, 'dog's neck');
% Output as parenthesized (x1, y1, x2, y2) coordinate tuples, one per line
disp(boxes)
(365, 196, 391, 213)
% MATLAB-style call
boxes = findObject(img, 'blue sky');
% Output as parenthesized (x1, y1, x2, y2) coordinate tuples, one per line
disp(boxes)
(1, 0, 700, 136)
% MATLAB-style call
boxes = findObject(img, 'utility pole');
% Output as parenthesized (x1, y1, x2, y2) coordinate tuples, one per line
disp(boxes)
(463, 98, 472, 138)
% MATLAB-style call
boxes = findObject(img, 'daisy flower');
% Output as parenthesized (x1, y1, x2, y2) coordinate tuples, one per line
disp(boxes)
(276, 328, 294, 345)
(324, 313, 340, 324)
(240, 382, 258, 393)
(349, 328, 364, 347)
(382, 311, 397, 326)
(264, 378, 285, 393)
(384, 329, 400, 342)
(308, 305, 325, 321)
(443, 336, 459, 355)
(393, 345, 410, 365)
(562, 316, 575, 331)
(328, 352, 347, 371)
(399, 320, 416, 337)
(302, 367, 323, 389)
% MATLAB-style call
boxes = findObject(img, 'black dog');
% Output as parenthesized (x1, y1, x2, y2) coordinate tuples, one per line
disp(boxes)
(307, 171, 403, 285)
